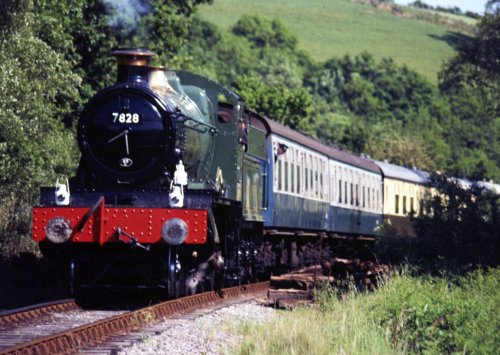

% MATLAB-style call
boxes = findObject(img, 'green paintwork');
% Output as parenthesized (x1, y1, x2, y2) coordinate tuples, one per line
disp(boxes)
(175, 71, 245, 201)
(162, 71, 215, 179)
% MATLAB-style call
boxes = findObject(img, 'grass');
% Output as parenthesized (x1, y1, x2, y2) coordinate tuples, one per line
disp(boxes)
(198, 0, 474, 82)
(235, 268, 500, 354)
(425, 9, 478, 26)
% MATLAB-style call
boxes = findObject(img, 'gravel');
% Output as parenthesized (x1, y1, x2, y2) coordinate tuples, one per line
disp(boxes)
(119, 301, 277, 355)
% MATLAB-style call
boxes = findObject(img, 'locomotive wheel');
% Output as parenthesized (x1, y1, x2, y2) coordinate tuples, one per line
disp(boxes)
(69, 259, 77, 296)
(167, 269, 180, 299)
(166, 246, 181, 299)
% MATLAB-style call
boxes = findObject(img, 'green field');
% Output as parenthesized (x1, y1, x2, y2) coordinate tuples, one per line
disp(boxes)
(198, 0, 471, 82)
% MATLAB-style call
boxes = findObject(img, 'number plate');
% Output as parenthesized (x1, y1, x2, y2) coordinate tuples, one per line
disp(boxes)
(111, 112, 141, 124)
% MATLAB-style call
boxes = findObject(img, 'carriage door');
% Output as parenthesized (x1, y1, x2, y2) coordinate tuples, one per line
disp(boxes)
(242, 126, 267, 222)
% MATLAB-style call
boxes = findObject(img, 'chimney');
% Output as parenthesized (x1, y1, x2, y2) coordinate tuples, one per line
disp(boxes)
(112, 48, 155, 85)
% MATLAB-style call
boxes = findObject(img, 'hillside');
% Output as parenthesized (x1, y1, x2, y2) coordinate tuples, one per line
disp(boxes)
(198, 0, 475, 82)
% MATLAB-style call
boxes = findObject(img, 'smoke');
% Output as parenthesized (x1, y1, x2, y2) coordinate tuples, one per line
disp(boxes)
(102, 0, 149, 31)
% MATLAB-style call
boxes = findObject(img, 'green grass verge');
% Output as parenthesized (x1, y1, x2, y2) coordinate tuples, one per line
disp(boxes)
(198, 0, 470, 82)
(236, 268, 499, 354)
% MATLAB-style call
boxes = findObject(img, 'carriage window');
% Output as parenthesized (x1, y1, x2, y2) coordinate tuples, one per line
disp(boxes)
(331, 171, 335, 203)
(278, 160, 282, 191)
(344, 181, 348, 204)
(339, 180, 342, 203)
(284, 161, 289, 192)
(310, 169, 313, 196)
(403, 196, 407, 214)
(319, 172, 323, 199)
(367, 188, 371, 209)
(395, 194, 400, 214)
(355, 184, 359, 206)
(305, 168, 309, 195)
(410, 197, 415, 214)
(297, 165, 301, 193)
(350, 183, 354, 205)
(363, 186, 366, 208)
(291, 162, 295, 193)
(315, 171, 319, 198)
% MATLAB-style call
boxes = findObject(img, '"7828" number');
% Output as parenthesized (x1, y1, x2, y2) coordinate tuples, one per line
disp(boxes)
(112, 112, 141, 124)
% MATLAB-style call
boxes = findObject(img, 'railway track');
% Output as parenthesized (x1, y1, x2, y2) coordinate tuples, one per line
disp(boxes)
(0, 299, 79, 328)
(0, 282, 269, 355)
(0, 299, 126, 353)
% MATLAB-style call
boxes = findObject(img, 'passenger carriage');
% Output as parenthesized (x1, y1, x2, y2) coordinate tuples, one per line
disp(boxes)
(374, 160, 429, 236)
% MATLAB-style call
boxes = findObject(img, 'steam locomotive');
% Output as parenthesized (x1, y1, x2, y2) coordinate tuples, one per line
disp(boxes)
(33, 48, 269, 297)
(32, 48, 499, 298)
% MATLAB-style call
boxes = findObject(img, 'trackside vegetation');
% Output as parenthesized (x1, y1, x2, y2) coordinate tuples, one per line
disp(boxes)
(236, 269, 499, 354)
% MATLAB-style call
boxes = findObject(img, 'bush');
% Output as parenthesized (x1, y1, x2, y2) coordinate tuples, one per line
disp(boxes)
(413, 175, 499, 270)
(375, 174, 499, 273)
(236, 269, 499, 354)
(368, 269, 500, 353)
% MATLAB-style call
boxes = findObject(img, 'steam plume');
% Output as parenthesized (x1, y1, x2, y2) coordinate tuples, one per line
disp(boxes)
(102, 0, 149, 31)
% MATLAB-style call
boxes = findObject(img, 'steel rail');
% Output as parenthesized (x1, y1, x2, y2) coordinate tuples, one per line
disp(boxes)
(0, 299, 78, 328)
(0, 282, 269, 355)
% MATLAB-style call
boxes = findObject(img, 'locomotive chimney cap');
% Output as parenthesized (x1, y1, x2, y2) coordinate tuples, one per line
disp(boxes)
(149, 65, 167, 71)
(112, 48, 155, 67)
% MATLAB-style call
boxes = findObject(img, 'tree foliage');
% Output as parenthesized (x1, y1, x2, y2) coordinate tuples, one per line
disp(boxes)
(413, 175, 499, 269)
(0, 0, 81, 256)
(32, 0, 213, 100)
(232, 15, 298, 51)
(438, 8, 500, 180)
(234, 75, 312, 132)
(375, 175, 499, 272)
(183, 15, 312, 130)
(303, 52, 452, 171)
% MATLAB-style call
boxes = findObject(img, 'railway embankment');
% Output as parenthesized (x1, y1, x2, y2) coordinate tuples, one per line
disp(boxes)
(235, 268, 499, 354)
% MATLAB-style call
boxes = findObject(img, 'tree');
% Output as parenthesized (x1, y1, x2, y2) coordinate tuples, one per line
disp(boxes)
(234, 75, 312, 132)
(33, 0, 213, 100)
(137, 0, 213, 68)
(375, 174, 500, 271)
(413, 174, 500, 269)
(439, 4, 499, 100)
(0, 0, 81, 257)
(232, 15, 298, 51)
(486, 0, 500, 13)
(439, 7, 500, 180)
(182, 15, 312, 131)
(311, 110, 370, 153)
(304, 52, 450, 171)
(33, 0, 118, 101)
